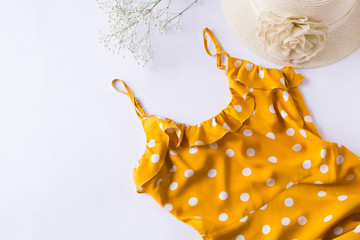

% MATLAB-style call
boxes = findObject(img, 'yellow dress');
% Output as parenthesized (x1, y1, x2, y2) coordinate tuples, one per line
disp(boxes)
(112, 28, 360, 240)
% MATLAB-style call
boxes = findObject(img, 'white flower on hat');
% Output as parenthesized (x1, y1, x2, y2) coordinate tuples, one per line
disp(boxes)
(257, 11, 329, 64)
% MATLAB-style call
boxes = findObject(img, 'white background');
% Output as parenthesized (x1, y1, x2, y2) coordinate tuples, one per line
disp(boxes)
(0, 1, 359, 240)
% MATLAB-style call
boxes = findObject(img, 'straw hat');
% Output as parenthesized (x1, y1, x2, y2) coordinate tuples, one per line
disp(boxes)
(221, 0, 360, 68)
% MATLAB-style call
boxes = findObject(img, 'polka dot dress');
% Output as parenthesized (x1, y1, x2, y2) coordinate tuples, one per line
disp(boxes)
(113, 28, 360, 240)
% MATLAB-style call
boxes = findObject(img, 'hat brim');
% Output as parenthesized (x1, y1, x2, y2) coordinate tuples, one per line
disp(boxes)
(221, 0, 360, 68)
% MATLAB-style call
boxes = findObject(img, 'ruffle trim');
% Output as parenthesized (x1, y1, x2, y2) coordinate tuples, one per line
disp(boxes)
(132, 116, 171, 193)
(146, 93, 255, 149)
(227, 57, 306, 90)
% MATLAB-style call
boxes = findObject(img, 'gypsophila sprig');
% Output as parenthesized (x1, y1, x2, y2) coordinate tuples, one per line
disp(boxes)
(97, 0, 198, 67)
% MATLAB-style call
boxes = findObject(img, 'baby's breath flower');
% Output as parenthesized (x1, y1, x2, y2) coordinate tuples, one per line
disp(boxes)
(97, 0, 198, 67)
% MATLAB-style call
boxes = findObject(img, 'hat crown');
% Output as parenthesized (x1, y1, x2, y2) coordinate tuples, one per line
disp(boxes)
(254, 0, 357, 25)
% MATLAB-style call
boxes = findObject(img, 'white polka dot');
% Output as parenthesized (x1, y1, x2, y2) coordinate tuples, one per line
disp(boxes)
(164, 203, 173, 211)
(170, 150, 177, 155)
(219, 213, 228, 221)
(314, 181, 323, 184)
(247, 148, 255, 157)
(209, 142, 218, 149)
(219, 191, 228, 200)
(333, 226, 343, 235)
(268, 156, 278, 163)
(151, 154, 160, 163)
(147, 139, 156, 148)
(318, 191, 327, 197)
(249, 87, 254, 92)
(260, 204, 267, 210)
(298, 216, 307, 225)
(234, 60, 242, 68)
(336, 155, 344, 165)
(189, 146, 198, 154)
(249, 210, 255, 214)
(236, 235, 245, 240)
(243, 129, 253, 136)
(321, 149, 327, 159)
(239, 216, 248, 222)
(285, 198, 294, 207)
(188, 197, 198, 206)
(169, 165, 177, 172)
(299, 129, 307, 138)
(281, 217, 290, 226)
(302, 160, 311, 169)
(281, 110, 288, 118)
(208, 169, 217, 178)
(258, 70, 265, 78)
(304, 115, 313, 122)
(283, 91, 289, 101)
(262, 225, 271, 234)
(169, 182, 178, 191)
(184, 169, 194, 178)
(266, 132, 276, 139)
(194, 216, 202, 219)
(246, 63, 253, 71)
(195, 140, 204, 145)
(266, 178, 275, 186)
(234, 105, 242, 112)
(292, 144, 302, 151)
(226, 149, 235, 157)
(346, 174, 354, 181)
(320, 164, 329, 173)
(338, 195, 348, 201)
(223, 123, 230, 131)
(157, 178, 163, 185)
(280, 77, 286, 85)
(212, 119, 217, 126)
(240, 193, 250, 202)
(269, 104, 275, 113)
(324, 215, 332, 222)
(286, 182, 294, 189)
(242, 168, 252, 176)
(286, 128, 295, 136)
(353, 225, 360, 233)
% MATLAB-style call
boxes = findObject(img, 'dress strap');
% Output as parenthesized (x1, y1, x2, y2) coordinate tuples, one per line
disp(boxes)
(203, 27, 230, 70)
(111, 79, 146, 118)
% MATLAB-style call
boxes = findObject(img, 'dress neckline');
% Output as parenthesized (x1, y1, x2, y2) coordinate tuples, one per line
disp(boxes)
(141, 55, 305, 148)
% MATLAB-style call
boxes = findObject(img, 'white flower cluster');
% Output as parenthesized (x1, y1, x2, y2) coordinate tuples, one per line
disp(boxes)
(257, 11, 329, 64)
(97, 0, 198, 67)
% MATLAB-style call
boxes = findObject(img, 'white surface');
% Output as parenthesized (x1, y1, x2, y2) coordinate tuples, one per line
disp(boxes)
(0, 1, 359, 240)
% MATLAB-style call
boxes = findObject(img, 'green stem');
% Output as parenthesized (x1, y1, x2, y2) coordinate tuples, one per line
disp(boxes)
(165, 0, 197, 27)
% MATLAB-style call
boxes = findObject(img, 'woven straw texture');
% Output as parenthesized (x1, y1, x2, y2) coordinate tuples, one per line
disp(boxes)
(222, 0, 360, 68)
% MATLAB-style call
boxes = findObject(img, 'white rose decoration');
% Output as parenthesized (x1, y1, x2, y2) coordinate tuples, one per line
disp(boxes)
(257, 11, 329, 64)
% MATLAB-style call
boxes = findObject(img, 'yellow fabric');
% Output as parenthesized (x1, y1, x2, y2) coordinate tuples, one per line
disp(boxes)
(113, 28, 360, 240)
